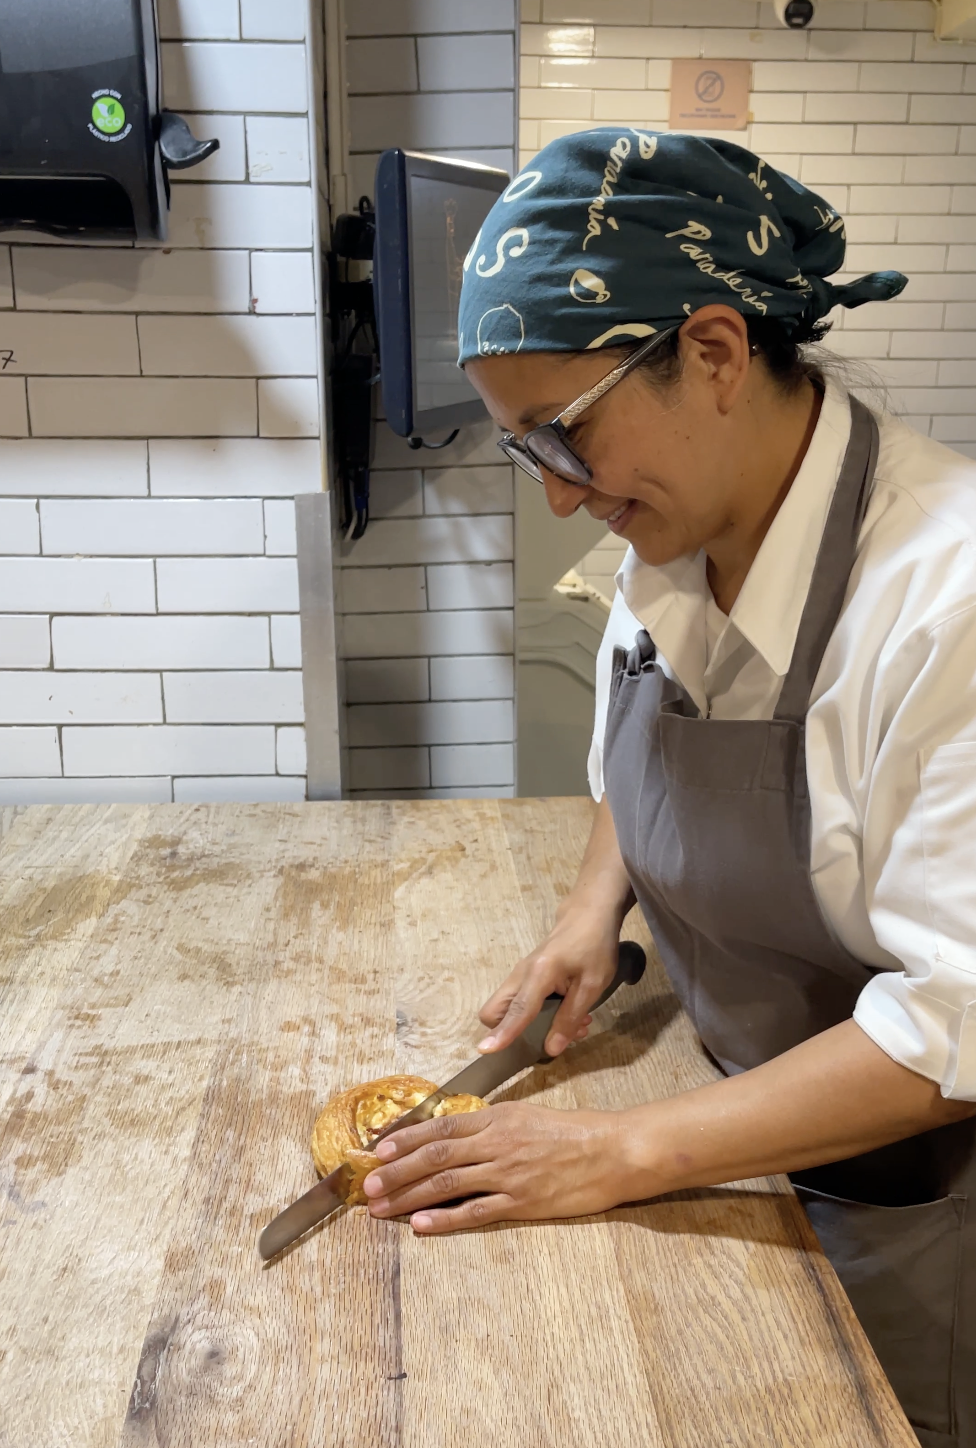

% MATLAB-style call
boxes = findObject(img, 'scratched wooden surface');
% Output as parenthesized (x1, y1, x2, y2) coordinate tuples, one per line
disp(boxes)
(0, 801, 917, 1448)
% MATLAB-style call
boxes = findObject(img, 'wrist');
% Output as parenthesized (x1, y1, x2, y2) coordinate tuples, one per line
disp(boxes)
(614, 1103, 682, 1203)
(554, 884, 631, 933)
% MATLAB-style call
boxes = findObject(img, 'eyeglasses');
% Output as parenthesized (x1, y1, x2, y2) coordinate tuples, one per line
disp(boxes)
(497, 325, 680, 486)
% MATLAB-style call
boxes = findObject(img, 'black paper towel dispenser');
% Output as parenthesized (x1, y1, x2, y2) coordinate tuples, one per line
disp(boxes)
(0, 0, 219, 242)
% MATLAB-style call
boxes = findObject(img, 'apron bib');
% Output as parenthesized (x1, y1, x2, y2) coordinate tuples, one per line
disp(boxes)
(603, 397, 976, 1448)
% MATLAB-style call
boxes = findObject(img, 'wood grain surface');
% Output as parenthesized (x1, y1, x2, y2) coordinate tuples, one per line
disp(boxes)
(0, 800, 917, 1448)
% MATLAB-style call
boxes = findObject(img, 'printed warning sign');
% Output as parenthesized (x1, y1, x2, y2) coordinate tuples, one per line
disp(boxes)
(669, 59, 751, 132)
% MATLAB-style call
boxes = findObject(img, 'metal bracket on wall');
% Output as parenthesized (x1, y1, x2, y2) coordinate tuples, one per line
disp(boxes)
(296, 491, 345, 799)
(328, 198, 377, 540)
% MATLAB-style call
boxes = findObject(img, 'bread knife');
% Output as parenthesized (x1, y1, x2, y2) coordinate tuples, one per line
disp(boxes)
(258, 940, 646, 1260)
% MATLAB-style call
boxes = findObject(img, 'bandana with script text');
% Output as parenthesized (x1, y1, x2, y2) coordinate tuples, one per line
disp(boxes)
(457, 128, 906, 361)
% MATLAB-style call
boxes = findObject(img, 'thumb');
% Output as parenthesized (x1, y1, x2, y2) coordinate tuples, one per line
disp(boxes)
(479, 978, 519, 1030)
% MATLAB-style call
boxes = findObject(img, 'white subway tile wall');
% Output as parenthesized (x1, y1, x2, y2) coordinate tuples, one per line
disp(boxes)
(264, 499, 299, 555)
(166, 182, 313, 249)
(0, 775, 174, 803)
(0, 0, 323, 803)
(1, 616, 51, 669)
(245, 116, 312, 183)
(0, 378, 29, 437)
(525, 3, 976, 597)
(173, 773, 308, 800)
(342, 1, 518, 798)
(28, 378, 259, 438)
(276, 724, 308, 773)
(258, 377, 321, 436)
(62, 725, 276, 776)
(269, 614, 302, 669)
(249, 251, 316, 313)
(12, 247, 253, 314)
(162, 669, 305, 721)
(240, 0, 307, 42)
(0, 673, 163, 725)
(0, 500, 40, 555)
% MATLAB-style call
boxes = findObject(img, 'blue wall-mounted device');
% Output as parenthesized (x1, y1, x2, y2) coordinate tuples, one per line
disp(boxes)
(0, 0, 219, 242)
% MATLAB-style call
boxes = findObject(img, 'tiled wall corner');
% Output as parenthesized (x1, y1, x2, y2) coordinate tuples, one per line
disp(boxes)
(340, 2, 518, 799)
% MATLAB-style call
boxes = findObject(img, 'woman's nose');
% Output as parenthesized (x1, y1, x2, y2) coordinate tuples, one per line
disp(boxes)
(542, 471, 589, 518)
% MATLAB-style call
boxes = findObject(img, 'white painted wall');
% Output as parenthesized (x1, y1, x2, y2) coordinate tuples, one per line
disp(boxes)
(338, 0, 520, 799)
(0, 0, 327, 804)
(520, 0, 976, 595)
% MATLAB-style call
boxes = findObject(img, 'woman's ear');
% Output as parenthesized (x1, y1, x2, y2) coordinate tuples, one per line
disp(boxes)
(678, 305, 752, 415)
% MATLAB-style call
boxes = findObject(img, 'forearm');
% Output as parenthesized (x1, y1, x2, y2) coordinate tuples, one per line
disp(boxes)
(625, 1018, 976, 1198)
(557, 794, 635, 926)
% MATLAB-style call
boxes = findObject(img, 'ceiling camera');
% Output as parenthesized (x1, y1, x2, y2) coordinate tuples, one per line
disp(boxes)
(773, 0, 816, 25)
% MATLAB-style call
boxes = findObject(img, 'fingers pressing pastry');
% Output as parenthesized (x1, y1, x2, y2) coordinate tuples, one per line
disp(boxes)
(311, 1075, 486, 1204)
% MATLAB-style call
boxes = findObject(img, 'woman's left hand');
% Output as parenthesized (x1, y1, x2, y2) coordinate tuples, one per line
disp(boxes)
(362, 1102, 634, 1233)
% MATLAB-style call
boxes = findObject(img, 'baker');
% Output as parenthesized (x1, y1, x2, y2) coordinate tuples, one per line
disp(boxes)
(362, 130, 976, 1446)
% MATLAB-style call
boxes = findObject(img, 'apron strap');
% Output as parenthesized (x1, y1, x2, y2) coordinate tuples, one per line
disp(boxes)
(773, 395, 880, 724)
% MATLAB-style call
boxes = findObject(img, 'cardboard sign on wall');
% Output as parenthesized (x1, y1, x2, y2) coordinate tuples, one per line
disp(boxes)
(669, 59, 751, 131)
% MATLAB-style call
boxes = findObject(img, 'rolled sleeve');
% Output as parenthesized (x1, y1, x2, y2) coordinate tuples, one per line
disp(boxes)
(856, 613, 976, 1101)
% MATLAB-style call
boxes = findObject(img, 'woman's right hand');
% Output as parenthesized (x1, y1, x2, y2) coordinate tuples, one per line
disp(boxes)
(477, 906, 624, 1058)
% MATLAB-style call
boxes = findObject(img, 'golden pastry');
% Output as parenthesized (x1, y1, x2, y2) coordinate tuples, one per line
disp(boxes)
(311, 1074, 486, 1205)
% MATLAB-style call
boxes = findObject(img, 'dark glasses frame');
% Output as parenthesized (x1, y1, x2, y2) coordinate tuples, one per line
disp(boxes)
(497, 324, 681, 486)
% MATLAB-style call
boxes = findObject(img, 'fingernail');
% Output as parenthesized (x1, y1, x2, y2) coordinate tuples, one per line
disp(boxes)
(477, 1036, 496, 1052)
(412, 1214, 433, 1232)
(375, 1139, 397, 1160)
(548, 1034, 567, 1054)
(370, 1198, 390, 1215)
(363, 1173, 384, 1196)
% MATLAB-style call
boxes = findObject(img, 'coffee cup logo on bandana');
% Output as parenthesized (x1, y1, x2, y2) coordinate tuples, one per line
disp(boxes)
(457, 129, 907, 363)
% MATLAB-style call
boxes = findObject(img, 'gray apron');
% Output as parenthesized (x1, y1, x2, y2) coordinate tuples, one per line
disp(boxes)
(603, 397, 976, 1448)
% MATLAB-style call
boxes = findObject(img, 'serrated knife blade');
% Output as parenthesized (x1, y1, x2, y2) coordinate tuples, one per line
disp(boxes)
(258, 1162, 354, 1260)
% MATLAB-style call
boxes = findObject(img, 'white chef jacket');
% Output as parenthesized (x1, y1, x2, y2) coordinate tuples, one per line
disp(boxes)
(588, 377, 976, 1101)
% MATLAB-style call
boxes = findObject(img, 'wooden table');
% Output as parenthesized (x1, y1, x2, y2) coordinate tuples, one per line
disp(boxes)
(0, 800, 917, 1448)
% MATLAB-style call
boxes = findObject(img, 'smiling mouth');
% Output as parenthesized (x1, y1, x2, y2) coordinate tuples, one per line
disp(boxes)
(606, 500, 636, 533)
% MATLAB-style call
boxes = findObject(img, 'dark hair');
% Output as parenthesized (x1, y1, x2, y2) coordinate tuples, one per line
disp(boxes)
(613, 314, 833, 396)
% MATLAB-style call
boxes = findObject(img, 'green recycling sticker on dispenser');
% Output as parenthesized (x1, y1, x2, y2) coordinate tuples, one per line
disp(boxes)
(89, 91, 132, 143)
(92, 98, 126, 134)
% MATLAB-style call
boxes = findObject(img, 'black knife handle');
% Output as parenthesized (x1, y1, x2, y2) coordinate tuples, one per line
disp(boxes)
(518, 939, 646, 1061)
(595, 939, 647, 1001)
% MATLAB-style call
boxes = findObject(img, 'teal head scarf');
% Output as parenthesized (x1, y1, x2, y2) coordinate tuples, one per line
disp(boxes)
(457, 128, 906, 362)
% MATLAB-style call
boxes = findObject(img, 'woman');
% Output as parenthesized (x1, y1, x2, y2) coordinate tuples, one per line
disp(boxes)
(362, 131, 976, 1445)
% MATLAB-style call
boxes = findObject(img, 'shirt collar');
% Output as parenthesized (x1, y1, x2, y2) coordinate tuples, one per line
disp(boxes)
(617, 376, 852, 686)
(619, 541, 709, 706)
(728, 376, 851, 676)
